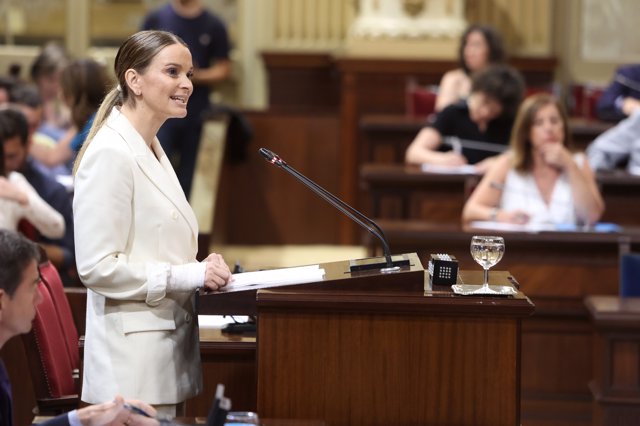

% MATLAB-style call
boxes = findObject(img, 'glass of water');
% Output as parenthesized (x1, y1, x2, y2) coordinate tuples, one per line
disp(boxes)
(471, 235, 505, 289)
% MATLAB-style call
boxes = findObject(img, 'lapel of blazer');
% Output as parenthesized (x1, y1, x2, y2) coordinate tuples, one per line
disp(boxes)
(107, 110, 199, 239)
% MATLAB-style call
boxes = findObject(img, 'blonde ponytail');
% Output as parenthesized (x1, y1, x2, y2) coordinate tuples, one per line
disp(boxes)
(73, 87, 121, 176)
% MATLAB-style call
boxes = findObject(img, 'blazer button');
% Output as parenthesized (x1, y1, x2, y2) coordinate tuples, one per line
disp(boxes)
(185, 313, 192, 323)
(171, 210, 179, 220)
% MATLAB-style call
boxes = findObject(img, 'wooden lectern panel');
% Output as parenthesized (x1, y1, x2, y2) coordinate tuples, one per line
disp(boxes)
(198, 253, 425, 316)
(256, 271, 534, 426)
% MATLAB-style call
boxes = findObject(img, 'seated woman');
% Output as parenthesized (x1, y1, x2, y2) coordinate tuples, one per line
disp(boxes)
(462, 93, 604, 227)
(0, 109, 65, 238)
(29, 58, 111, 173)
(405, 64, 524, 172)
(435, 24, 506, 112)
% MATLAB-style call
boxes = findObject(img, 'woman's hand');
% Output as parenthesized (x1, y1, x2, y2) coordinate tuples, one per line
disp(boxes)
(0, 177, 28, 205)
(77, 395, 159, 426)
(539, 144, 572, 170)
(203, 253, 232, 291)
(497, 209, 530, 225)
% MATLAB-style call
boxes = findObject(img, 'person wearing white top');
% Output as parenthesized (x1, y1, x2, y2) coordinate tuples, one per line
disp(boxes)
(73, 31, 232, 416)
(463, 93, 604, 227)
(0, 142, 64, 238)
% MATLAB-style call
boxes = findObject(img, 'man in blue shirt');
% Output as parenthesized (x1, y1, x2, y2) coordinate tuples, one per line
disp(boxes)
(596, 64, 640, 122)
(141, 0, 231, 199)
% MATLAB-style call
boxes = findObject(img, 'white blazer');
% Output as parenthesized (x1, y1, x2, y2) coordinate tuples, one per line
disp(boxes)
(74, 108, 202, 404)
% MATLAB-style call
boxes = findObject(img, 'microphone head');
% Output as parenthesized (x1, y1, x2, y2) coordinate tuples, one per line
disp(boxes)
(258, 147, 285, 167)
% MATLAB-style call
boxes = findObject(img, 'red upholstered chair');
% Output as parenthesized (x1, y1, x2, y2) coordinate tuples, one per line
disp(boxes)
(21, 263, 79, 415)
(39, 260, 80, 368)
(406, 84, 438, 120)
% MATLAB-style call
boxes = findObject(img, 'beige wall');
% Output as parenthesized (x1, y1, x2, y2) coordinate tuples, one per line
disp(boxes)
(0, 0, 627, 108)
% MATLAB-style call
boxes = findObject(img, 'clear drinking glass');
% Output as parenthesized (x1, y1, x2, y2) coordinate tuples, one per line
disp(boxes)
(470, 235, 505, 292)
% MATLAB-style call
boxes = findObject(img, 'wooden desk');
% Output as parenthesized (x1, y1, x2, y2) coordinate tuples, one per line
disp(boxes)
(585, 296, 640, 426)
(255, 269, 534, 426)
(360, 163, 480, 223)
(596, 170, 640, 226)
(360, 163, 640, 226)
(359, 114, 613, 164)
(375, 221, 640, 425)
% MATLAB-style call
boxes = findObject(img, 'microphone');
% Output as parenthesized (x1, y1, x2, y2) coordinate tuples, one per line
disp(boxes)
(259, 147, 408, 272)
(443, 136, 509, 154)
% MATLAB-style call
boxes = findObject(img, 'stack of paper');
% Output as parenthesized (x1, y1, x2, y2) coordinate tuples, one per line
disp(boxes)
(218, 264, 326, 293)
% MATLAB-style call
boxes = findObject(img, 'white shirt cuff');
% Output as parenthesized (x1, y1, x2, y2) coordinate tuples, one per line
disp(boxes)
(168, 263, 206, 292)
(68, 409, 81, 426)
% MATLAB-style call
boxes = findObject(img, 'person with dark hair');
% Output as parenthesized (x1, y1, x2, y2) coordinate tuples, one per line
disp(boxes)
(0, 76, 18, 105)
(29, 42, 72, 141)
(596, 64, 640, 122)
(0, 229, 159, 426)
(406, 64, 524, 172)
(30, 58, 111, 171)
(6, 84, 76, 281)
(0, 108, 65, 239)
(73, 30, 232, 416)
(462, 93, 604, 227)
(141, 0, 231, 199)
(435, 24, 506, 112)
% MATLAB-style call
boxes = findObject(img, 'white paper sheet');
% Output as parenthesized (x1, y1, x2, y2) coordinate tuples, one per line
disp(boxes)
(215, 264, 326, 293)
(421, 164, 479, 175)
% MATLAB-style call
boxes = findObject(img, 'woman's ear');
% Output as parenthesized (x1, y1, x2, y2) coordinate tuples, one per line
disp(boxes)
(124, 69, 141, 97)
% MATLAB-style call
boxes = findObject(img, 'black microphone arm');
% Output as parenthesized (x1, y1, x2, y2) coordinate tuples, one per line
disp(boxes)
(259, 147, 408, 272)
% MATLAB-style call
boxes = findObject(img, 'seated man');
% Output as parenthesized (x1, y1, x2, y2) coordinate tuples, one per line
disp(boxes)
(405, 64, 524, 173)
(0, 229, 158, 426)
(586, 110, 640, 175)
(596, 64, 640, 122)
(1, 98, 76, 284)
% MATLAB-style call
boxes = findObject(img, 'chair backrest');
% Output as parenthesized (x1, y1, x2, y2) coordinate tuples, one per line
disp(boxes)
(39, 260, 80, 368)
(568, 83, 605, 119)
(21, 284, 77, 400)
(406, 84, 438, 119)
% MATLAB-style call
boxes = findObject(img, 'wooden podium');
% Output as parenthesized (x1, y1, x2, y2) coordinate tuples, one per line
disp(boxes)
(198, 253, 535, 426)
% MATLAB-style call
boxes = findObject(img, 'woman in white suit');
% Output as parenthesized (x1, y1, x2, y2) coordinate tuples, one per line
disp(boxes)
(73, 30, 232, 416)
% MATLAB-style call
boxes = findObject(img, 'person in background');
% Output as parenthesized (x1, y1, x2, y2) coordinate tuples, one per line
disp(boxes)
(0, 108, 65, 239)
(0, 229, 158, 426)
(141, 0, 231, 199)
(435, 24, 506, 113)
(0, 76, 17, 105)
(73, 30, 232, 416)
(30, 58, 111, 172)
(5, 86, 76, 282)
(586, 110, 640, 175)
(596, 64, 640, 122)
(29, 42, 72, 141)
(462, 93, 604, 227)
(405, 64, 524, 172)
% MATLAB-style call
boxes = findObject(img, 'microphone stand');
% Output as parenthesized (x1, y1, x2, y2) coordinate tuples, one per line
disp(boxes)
(259, 148, 409, 273)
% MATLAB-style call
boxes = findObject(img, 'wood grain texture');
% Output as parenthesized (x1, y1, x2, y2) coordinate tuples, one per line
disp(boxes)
(256, 276, 533, 426)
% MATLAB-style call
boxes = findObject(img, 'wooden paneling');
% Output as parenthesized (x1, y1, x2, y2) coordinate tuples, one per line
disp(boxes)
(256, 269, 534, 426)
(185, 329, 257, 417)
(586, 296, 640, 426)
(375, 221, 640, 425)
(214, 111, 342, 245)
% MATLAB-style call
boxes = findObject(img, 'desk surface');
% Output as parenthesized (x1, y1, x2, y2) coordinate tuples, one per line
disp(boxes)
(586, 295, 640, 326)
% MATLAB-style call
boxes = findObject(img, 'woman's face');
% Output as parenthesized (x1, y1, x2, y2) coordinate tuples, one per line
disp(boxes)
(468, 92, 503, 128)
(134, 43, 194, 121)
(463, 31, 490, 72)
(529, 103, 565, 150)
